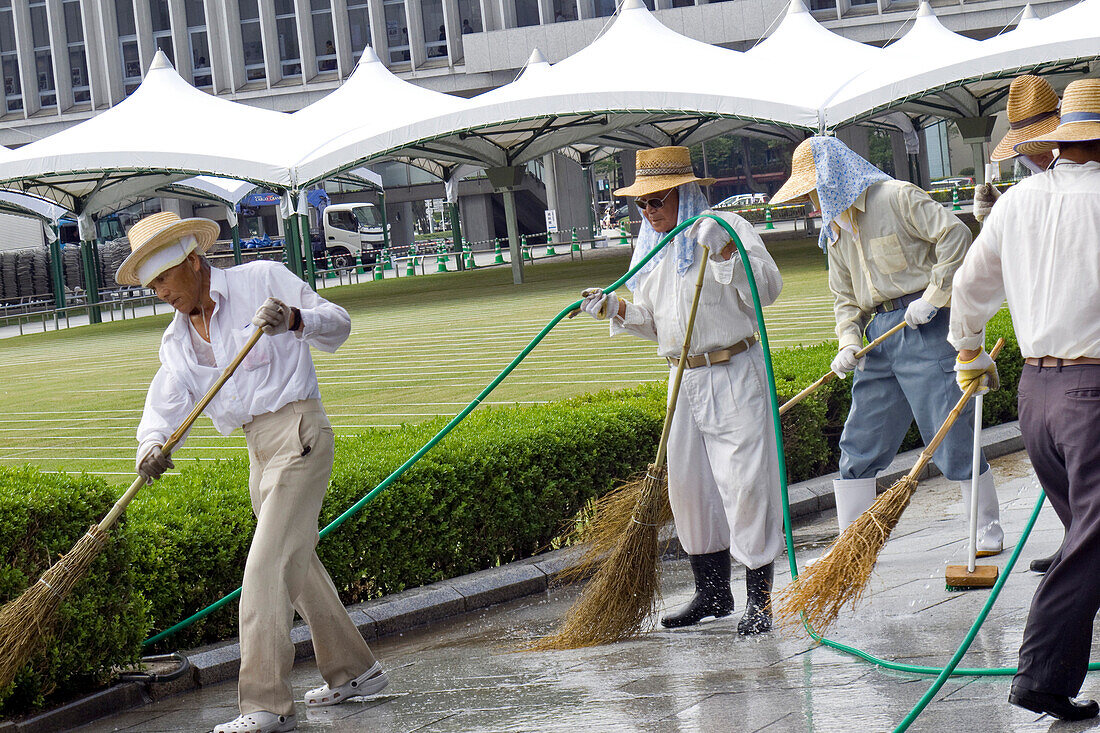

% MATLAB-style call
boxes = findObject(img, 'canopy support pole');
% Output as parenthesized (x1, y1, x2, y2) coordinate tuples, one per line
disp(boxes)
(450, 201, 465, 271)
(503, 188, 524, 285)
(228, 206, 243, 266)
(581, 163, 598, 248)
(47, 229, 65, 310)
(379, 191, 390, 251)
(80, 239, 102, 324)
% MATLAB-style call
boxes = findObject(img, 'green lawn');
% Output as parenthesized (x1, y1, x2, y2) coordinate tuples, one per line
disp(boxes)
(0, 239, 836, 479)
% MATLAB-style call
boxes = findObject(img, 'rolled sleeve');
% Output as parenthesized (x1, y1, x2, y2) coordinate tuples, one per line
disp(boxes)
(828, 247, 864, 350)
(610, 299, 658, 341)
(265, 265, 351, 352)
(948, 215, 1007, 352)
(136, 366, 196, 464)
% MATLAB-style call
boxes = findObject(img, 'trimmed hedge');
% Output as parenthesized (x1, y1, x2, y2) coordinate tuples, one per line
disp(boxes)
(0, 309, 1021, 716)
(0, 468, 148, 718)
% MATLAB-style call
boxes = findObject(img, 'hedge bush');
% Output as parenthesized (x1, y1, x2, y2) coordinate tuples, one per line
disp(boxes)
(0, 309, 1021, 716)
(0, 467, 148, 718)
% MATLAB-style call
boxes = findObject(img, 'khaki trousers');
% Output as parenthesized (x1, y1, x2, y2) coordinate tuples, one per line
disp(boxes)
(238, 400, 376, 716)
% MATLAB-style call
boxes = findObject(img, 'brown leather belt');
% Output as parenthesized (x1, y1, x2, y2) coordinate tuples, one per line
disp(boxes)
(668, 336, 757, 369)
(1025, 356, 1100, 367)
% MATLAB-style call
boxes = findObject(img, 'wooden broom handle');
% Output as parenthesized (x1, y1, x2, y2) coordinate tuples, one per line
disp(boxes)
(654, 246, 711, 468)
(98, 327, 266, 532)
(905, 338, 1005, 481)
(779, 320, 907, 415)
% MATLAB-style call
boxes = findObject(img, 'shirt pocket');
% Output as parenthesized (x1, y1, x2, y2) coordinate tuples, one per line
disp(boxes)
(870, 234, 909, 274)
(229, 326, 272, 371)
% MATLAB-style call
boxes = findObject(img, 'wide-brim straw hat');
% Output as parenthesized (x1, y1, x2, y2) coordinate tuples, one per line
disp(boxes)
(1015, 78, 1100, 157)
(990, 75, 1060, 162)
(613, 146, 715, 198)
(770, 138, 816, 204)
(116, 211, 220, 286)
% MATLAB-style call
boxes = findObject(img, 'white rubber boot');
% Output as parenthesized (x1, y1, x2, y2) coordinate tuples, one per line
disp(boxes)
(833, 478, 878, 533)
(961, 467, 1003, 556)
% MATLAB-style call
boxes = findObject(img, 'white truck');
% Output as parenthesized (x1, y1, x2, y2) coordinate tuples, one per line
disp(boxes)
(320, 202, 386, 269)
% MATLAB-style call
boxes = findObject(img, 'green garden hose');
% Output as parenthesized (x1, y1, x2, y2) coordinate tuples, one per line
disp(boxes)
(142, 214, 1086, 732)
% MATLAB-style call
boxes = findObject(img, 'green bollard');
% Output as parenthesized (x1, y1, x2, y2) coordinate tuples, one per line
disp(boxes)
(571, 228, 580, 252)
(522, 236, 532, 261)
(952, 184, 961, 211)
(405, 254, 416, 277)
(436, 250, 448, 273)
(373, 259, 384, 280)
(465, 248, 476, 269)
(546, 237, 557, 256)
(619, 221, 628, 246)
(382, 248, 393, 271)
(493, 241, 505, 264)
(764, 205, 775, 230)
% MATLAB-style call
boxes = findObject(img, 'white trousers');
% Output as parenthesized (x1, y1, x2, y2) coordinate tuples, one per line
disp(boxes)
(238, 400, 376, 716)
(665, 345, 784, 569)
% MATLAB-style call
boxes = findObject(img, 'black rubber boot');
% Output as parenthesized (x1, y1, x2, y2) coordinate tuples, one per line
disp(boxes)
(1030, 540, 1063, 574)
(660, 551, 734, 629)
(738, 563, 773, 635)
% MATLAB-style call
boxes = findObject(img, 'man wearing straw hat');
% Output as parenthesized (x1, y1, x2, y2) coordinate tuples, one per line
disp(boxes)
(770, 137, 1003, 554)
(950, 77, 1100, 722)
(579, 146, 785, 634)
(119, 212, 387, 733)
(972, 74, 1060, 223)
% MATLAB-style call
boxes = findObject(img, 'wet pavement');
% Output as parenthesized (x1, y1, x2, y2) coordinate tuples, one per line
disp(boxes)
(76, 451, 1100, 732)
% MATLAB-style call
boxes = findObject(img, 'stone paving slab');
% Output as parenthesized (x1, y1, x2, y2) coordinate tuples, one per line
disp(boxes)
(64, 449, 1100, 732)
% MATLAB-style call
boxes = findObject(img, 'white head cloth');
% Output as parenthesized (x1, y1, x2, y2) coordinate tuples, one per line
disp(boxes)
(137, 234, 199, 286)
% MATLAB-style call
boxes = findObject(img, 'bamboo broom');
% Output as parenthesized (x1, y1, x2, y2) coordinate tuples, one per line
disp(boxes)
(531, 246, 711, 650)
(0, 328, 264, 691)
(775, 338, 1006, 633)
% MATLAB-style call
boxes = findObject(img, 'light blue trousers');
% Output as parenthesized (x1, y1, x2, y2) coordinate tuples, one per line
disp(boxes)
(838, 306, 987, 482)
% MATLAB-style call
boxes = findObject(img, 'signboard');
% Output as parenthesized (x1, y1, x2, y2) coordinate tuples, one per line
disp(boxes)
(545, 208, 558, 233)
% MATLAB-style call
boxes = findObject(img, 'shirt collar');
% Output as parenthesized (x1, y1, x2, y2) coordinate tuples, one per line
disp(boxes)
(208, 265, 228, 303)
(851, 187, 870, 213)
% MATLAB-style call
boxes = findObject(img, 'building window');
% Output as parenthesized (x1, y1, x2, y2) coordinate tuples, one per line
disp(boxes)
(552, 0, 577, 20)
(150, 0, 174, 64)
(185, 0, 211, 87)
(0, 0, 21, 113)
(347, 0, 371, 62)
(515, 0, 539, 27)
(29, 1, 56, 108)
(458, 0, 481, 33)
(63, 0, 90, 103)
(274, 0, 301, 78)
(593, 0, 616, 19)
(115, 0, 141, 93)
(383, 0, 409, 64)
(239, 0, 265, 82)
(311, 0, 336, 73)
(422, 0, 447, 60)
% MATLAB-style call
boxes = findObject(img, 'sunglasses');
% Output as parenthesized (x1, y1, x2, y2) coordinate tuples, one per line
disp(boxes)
(636, 189, 674, 212)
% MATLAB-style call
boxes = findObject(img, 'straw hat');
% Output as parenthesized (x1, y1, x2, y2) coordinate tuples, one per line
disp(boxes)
(990, 75, 1060, 162)
(1014, 78, 1100, 157)
(116, 211, 220, 287)
(613, 146, 715, 198)
(770, 138, 816, 204)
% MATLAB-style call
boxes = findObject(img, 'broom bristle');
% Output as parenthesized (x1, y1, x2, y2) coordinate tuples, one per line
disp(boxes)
(0, 526, 109, 691)
(775, 476, 918, 633)
(531, 469, 670, 650)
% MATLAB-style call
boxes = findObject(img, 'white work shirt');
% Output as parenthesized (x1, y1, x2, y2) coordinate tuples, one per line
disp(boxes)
(949, 160, 1100, 358)
(612, 212, 782, 356)
(827, 180, 972, 350)
(137, 260, 350, 459)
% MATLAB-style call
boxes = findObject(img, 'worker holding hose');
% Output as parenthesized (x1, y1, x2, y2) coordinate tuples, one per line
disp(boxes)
(579, 146, 785, 635)
(771, 136, 1002, 555)
(117, 212, 386, 733)
(950, 78, 1100, 722)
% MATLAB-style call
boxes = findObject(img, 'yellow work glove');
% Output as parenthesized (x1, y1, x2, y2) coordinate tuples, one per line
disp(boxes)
(954, 349, 1000, 395)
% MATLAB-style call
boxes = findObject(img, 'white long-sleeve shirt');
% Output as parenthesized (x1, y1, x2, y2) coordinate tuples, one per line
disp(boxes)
(949, 160, 1100, 358)
(136, 260, 350, 459)
(611, 212, 782, 357)
(827, 180, 972, 350)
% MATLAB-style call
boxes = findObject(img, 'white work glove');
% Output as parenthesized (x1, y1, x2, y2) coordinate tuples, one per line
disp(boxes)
(137, 444, 174, 482)
(686, 215, 732, 256)
(831, 345, 864, 379)
(972, 183, 1001, 223)
(252, 297, 294, 335)
(955, 349, 1000, 395)
(579, 288, 620, 321)
(903, 298, 939, 329)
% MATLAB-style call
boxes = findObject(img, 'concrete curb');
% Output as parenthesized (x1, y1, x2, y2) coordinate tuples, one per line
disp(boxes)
(1, 420, 1024, 732)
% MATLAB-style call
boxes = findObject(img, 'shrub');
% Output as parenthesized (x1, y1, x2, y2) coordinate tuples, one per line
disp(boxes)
(0, 468, 148, 717)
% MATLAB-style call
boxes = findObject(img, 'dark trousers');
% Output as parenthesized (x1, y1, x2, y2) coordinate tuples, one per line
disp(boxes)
(1014, 364, 1100, 697)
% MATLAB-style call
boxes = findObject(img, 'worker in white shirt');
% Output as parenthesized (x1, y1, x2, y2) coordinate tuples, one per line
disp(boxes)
(949, 78, 1100, 722)
(118, 212, 386, 733)
(580, 146, 785, 635)
(771, 136, 1002, 554)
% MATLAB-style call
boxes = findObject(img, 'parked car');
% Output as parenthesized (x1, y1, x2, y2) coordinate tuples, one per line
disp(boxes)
(929, 176, 974, 189)
(716, 192, 769, 208)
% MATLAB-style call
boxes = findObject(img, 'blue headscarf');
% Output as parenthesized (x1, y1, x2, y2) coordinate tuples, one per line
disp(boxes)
(811, 136, 892, 252)
(626, 182, 711, 292)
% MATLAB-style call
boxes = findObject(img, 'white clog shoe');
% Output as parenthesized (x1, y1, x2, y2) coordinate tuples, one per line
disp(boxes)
(305, 661, 389, 707)
(213, 711, 296, 733)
